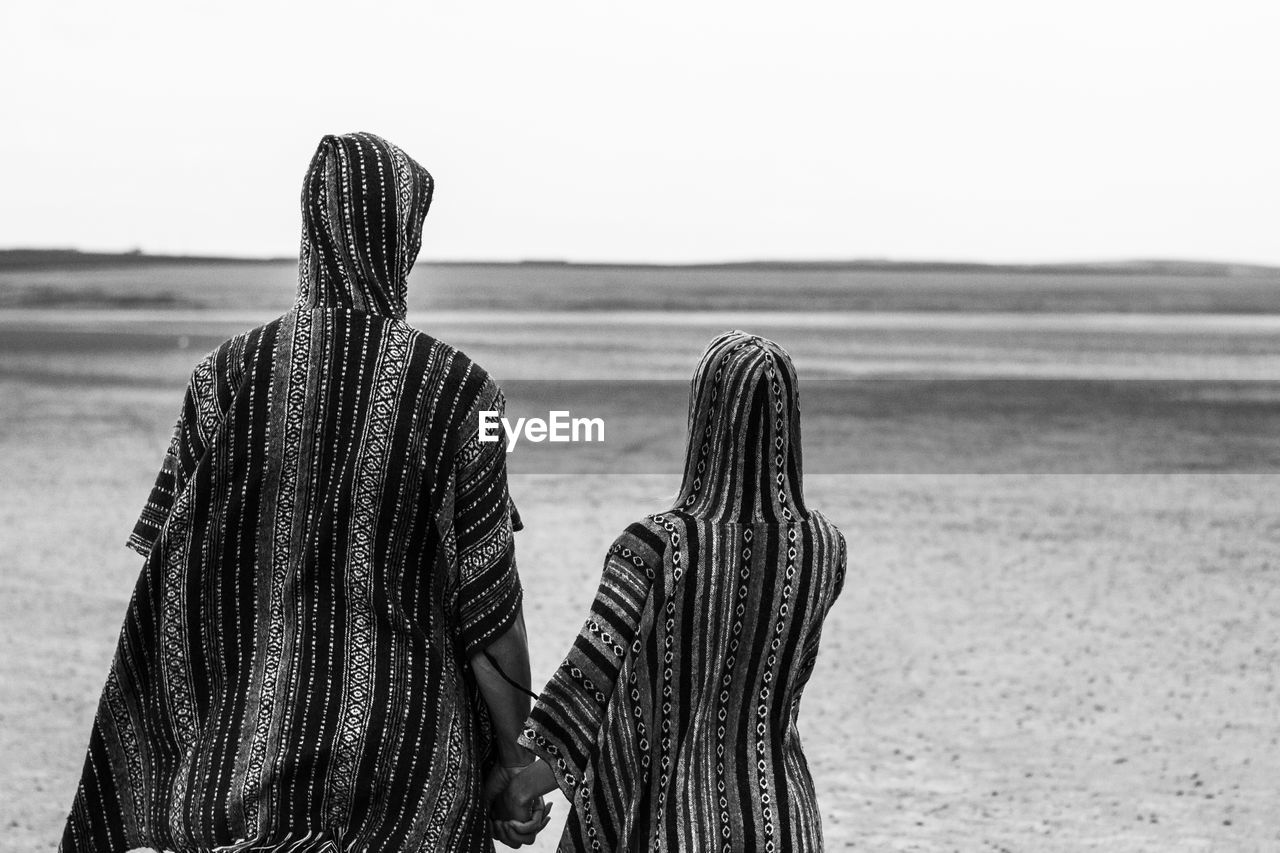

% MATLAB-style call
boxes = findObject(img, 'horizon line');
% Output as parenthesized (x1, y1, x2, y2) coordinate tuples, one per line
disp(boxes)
(1, 247, 1278, 275)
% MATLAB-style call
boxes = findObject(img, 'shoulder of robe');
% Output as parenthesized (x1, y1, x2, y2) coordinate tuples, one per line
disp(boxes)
(613, 516, 677, 571)
(210, 324, 261, 379)
(192, 319, 280, 386)
(804, 508, 841, 537)
(386, 323, 504, 419)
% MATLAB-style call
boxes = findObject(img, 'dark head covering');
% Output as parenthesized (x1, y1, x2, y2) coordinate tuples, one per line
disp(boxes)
(296, 132, 434, 319)
(674, 330, 807, 522)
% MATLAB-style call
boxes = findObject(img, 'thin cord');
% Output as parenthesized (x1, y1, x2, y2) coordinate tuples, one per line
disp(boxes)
(483, 650, 539, 701)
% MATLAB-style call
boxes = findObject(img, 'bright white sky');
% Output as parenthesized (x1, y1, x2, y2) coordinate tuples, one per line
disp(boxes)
(2, 1, 1277, 264)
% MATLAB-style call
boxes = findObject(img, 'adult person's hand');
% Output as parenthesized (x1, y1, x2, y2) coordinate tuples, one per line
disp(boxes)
(491, 803, 551, 848)
(491, 758, 558, 846)
(484, 762, 551, 847)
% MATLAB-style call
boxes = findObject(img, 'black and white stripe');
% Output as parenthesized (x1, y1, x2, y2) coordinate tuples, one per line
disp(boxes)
(61, 133, 521, 852)
(523, 331, 847, 852)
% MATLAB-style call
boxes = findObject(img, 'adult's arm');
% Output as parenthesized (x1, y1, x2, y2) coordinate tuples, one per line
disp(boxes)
(469, 610, 534, 768)
(453, 377, 528, 703)
(473, 613, 555, 847)
(451, 377, 548, 843)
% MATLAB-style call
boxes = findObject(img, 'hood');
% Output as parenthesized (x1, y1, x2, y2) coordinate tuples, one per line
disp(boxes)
(674, 330, 807, 523)
(295, 132, 434, 319)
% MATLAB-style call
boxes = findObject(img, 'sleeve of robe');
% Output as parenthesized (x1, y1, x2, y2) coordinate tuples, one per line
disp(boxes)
(519, 520, 664, 802)
(453, 377, 524, 658)
(126, 343, 242, 557)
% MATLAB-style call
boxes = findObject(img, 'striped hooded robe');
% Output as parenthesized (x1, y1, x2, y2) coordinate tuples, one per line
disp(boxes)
(521, 331, 847, 852)
(61, 132, 524, 853)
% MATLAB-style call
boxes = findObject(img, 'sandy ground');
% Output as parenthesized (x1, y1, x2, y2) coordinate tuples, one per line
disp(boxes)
(1, 311, 1278, 851)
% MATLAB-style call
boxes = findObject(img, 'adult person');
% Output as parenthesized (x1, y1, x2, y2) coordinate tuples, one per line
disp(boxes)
(497, 331, 847, 851)
(60, 132, 546, 852)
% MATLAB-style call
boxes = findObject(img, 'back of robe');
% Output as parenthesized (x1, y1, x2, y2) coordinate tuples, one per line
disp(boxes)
(61, 132, 524, 853)
(523, 331, 848, 852)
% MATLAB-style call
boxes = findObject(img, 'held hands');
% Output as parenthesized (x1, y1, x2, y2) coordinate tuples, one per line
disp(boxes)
(484, 763, 552, 849)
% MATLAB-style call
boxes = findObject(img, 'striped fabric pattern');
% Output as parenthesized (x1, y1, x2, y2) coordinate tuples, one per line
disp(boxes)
(61, 133, 523, 852)
(522, 331, 847, 852)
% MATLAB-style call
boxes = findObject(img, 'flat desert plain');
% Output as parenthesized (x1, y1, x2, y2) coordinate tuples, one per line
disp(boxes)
(1, 264, 1278, 852)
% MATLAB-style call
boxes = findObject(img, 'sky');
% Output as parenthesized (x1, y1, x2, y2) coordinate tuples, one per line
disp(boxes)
(2, 1, 1277, 264)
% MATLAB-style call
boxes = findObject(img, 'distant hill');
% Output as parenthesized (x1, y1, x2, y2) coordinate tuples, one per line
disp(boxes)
(0, 249, 294, 270)
(1, 248, 1277, 278)
(3, 248, 1279, 314)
